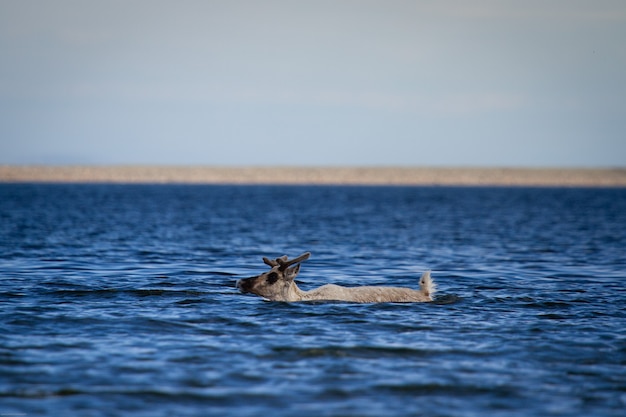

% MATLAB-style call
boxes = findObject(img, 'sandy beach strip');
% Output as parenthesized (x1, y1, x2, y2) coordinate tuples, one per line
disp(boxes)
(1, 165, 625, 187)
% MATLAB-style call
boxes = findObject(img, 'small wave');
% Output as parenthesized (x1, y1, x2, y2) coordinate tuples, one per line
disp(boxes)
(45, 288, 207, 299)
(0, 387, 225, 401)
(433, 294, 462, 304)
(520, 300, 574, 309)
(267, 345, 440, 361)
(176, 298, 204, 305)
(537, 313, 569, 320)
(374, 381, 517, 397)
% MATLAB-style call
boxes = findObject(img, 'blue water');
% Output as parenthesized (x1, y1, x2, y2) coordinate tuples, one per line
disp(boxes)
(1, 184, 625, 416)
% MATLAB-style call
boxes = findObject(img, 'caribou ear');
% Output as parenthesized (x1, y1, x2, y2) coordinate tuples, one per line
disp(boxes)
(285, 264, 301, 281)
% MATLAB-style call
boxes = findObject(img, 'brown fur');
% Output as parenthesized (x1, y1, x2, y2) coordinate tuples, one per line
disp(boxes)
(236, 252, 435, 303)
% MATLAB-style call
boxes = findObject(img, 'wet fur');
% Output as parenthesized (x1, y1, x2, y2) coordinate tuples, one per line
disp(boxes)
(236, 252, 435, 303)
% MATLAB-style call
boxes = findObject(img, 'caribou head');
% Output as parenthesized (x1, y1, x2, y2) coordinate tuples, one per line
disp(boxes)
(236, 252, 311, 301)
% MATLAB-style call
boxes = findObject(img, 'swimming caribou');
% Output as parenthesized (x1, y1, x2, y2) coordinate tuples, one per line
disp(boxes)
(236, 252, 435, 303)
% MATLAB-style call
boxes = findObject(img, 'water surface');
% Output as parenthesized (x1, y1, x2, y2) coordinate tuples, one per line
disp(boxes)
(1, 184, 625, 416)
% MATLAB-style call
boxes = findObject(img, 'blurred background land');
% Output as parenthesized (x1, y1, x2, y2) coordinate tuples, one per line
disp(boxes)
(1, 165, 625, 187)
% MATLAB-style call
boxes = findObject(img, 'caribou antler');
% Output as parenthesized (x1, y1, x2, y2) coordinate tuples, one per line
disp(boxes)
(263, 252, 310, 269)
(263, 257, 278, 267)
(263, 255, 288, 267)
(276, 252, 311, 270)
(260, 252, 310, 269)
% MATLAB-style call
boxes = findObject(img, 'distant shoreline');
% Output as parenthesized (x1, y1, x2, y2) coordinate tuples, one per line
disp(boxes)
(1, 165, 626, 187)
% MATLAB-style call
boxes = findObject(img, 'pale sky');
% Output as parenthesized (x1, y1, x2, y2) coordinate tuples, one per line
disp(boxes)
(1, 0, 625, 167)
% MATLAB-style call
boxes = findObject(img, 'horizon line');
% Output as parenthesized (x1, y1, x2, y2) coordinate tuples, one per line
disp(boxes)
(1, 165, 625, 187)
